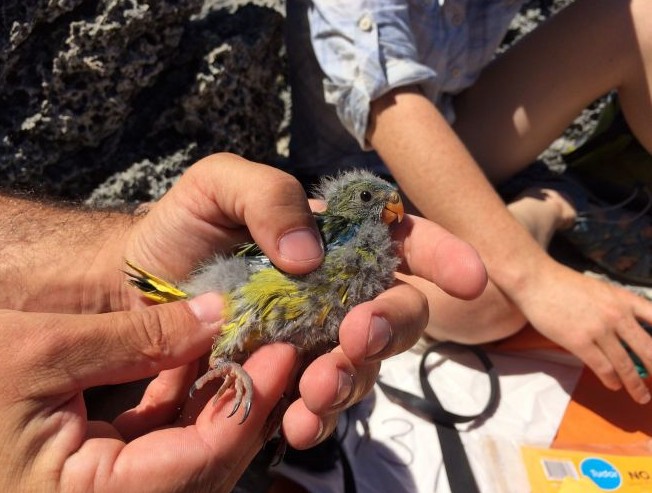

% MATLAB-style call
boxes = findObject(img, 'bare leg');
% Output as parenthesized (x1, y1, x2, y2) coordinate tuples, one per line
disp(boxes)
(423, 0, 652, 343)
(454, 0, 652, 184)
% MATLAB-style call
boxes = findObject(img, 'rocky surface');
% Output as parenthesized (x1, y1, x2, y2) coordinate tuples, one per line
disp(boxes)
(0, 0, 287, 205)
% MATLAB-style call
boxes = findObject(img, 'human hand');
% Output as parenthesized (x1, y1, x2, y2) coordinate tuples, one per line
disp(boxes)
(415, 248, 652, 405)
(0, 298, 298, 493)
(516, 263, 652, 405)
(101, 154, 486, 449)
(280, 213, 487, 448)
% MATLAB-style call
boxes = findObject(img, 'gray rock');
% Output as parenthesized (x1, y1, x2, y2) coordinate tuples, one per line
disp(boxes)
(0, 0, 287, 204)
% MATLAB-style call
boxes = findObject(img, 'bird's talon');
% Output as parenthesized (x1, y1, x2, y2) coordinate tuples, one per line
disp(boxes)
(240, 399, 252, 424)
(228, 398, 241, 418)
(192, 358, 254, 423)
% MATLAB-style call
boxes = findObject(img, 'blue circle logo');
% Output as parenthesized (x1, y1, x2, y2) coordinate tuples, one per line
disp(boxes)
(580, 458, 622, 490)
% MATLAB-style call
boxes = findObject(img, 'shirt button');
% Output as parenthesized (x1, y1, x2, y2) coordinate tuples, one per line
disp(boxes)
(358, 14, 373, 32)
(451, 67, 461, 78)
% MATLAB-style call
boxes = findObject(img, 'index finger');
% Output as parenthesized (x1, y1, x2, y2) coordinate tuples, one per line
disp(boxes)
(393, 214, 487, 300)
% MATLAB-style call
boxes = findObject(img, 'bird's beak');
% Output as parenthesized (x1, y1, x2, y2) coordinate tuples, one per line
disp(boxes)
(382, 191, 404, 224)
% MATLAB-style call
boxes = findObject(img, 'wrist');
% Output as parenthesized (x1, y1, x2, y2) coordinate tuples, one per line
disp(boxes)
(80, 213, 140, 313)
(0, 194, 138, 312)
(487, 243, 556, 308)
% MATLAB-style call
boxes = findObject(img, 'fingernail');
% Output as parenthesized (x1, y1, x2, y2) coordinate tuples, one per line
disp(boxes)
(640, 390, 651, 405)
(278, 228, 324, 262)
(188, 292, 224, 325)
(333, 370, 353, 407)
(366, 316, 392, 359)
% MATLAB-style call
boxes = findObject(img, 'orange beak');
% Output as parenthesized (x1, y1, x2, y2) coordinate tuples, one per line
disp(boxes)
(381, 191, 404, 224)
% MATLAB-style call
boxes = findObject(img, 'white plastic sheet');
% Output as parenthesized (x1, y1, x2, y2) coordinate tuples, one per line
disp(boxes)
(275, 342, 584, 493)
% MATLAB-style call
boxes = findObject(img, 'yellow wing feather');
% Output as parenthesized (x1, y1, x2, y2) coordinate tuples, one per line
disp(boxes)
(124, 260, 188, 303)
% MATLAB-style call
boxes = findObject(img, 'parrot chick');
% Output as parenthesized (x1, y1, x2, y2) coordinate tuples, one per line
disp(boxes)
(125, 170, 404, 424)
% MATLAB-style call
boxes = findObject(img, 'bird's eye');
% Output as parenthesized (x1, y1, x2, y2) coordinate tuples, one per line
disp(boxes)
(360, 191, 372, 202)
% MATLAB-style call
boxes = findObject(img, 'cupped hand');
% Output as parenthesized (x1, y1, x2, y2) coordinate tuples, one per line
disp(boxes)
(118, 153, 324, 304)
(117, 153, 485, 308)
(115, 214, 487, 451)
(281, 214, 486, 448)
(0, 296, 298, 493)
(104, 155, 486, 449)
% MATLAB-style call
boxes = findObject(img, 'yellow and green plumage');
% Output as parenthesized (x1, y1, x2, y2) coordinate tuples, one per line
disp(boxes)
(126, 170, 404, 422)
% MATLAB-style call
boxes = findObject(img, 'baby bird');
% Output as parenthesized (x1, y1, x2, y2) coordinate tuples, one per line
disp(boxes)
(126, 170, 404, 423)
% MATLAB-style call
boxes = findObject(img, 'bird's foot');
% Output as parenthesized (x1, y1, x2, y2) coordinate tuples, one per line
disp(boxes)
(190, 358, 254, 424)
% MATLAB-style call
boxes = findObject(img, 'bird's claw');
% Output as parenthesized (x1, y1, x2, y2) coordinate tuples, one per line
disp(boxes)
(190, 358, 254, 424)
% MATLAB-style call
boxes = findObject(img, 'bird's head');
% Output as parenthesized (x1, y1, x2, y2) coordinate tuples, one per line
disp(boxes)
(316, 170, 405, 225)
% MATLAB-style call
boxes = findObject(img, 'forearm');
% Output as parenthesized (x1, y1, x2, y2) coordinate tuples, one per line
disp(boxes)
(0, 193, 135, 312)
(368, 87, 552, 304)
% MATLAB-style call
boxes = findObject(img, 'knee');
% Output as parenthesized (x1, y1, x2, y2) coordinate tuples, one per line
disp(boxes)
(423, 289, 528, 345)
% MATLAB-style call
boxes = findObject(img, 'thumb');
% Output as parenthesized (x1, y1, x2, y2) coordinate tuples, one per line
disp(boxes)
(141, 155, 324, 279)
(394, 215, 487, 300)
(19, 293, 224, 395)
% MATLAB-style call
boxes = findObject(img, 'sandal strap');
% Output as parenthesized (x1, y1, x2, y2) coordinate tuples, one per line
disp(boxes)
(576, 185, 652, 225)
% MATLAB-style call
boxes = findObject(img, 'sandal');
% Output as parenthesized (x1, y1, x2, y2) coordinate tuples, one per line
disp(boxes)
(499, 162, 652, 287)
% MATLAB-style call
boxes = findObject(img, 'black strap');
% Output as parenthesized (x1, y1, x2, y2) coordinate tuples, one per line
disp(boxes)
(337, 437, 357, 493)
(377, 342, 500, 493)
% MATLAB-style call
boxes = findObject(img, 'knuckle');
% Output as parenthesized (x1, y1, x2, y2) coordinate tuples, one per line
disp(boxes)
(192, 152, 243, 171)
(612, 355, 637, 378)
(593, 363, 619, 385)
(602, 309, 629, 332)
(259, 172, 306, 206)
(117, 309, 172, 363)
(386, 284, 429, 344)
(567, 333, 593, 353)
